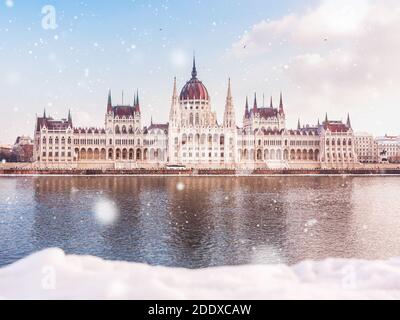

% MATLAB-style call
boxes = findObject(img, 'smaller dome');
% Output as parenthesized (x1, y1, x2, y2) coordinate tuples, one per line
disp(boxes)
(179, 57, 209, 101)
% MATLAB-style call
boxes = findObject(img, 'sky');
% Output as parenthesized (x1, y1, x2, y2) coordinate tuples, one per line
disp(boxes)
(0, 0, 399, 144)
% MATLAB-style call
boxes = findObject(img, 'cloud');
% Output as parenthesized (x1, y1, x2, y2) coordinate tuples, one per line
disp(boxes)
(232, 0, 400, 134)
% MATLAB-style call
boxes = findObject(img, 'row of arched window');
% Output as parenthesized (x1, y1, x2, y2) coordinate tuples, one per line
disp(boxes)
(42, 137, 72, 145)
(115, 125, 135, 134)
(180, 134, 226, 145)
(326, 138, 352, 146)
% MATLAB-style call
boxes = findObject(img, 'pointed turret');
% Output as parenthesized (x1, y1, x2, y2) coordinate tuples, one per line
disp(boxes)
(172, 76, 178, 100)
(135, 90, 141, 113)
(244, 96, 250, 118)
(224, 78, 236, 128)
(270, 96, 273, 108)
(297, 118, 301, 130)
(347, 113, 352, 128)
(107, 90, 112, 113)
(68, 109, 72, 125)
(317, 118, 320, 126)
(43, 108, 47, 119)
(253, 93, 258, 113)
(279, 92, 284, 114)
(227, 78, 232, 100)
(325, 113, 329, 123)
(169, 77, 180, 127)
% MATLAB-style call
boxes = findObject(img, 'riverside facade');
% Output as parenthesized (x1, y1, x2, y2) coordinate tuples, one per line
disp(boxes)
(33, 58, 358, 170)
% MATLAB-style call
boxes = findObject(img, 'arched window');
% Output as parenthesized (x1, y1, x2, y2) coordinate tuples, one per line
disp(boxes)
(195, 113, 200, 126)
(115, 125, 120, 134)
(189, 113, 194, 126)
(122, 126, 127, 134)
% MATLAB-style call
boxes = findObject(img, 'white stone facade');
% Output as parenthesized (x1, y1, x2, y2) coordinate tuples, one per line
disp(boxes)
(34, 60, 359, 170)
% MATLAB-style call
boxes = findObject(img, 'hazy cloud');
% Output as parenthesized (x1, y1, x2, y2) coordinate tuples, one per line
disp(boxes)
(232, 0, 400, 134)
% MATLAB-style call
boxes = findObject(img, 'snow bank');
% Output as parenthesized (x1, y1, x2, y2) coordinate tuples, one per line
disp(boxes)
(1, 249, 400, 300)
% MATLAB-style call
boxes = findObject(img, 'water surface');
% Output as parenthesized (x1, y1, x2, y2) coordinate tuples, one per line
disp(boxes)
(1, 176, 400, 268)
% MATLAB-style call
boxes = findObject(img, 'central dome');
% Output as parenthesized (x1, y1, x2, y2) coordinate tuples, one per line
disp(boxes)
(180, 58, 209, 101)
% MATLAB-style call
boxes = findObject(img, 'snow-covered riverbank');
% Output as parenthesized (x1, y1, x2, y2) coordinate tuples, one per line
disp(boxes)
(1, 249, 400, 300)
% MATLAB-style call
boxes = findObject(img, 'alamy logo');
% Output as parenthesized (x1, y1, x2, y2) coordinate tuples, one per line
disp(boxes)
(41, 5, 58, 30)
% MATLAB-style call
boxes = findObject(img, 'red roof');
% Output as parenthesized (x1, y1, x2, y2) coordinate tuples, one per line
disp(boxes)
(180, 60, 209, 101)
(252, 107, 278, 119)
(180, 78, 209, 101)
(36, 117, 72, 132)
(323, 121, 350, 133)
(113, 106, 135, 118)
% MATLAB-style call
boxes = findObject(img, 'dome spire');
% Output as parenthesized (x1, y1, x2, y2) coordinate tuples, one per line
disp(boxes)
(191, 53, 197, 79)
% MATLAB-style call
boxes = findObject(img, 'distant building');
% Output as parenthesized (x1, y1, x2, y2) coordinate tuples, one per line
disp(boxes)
(12, 136, 34, 162)
(375, 135, 400, 163)
(355, 132, 378, 163)
(33, 57, 358, 169)
(0, 144, 12, 162)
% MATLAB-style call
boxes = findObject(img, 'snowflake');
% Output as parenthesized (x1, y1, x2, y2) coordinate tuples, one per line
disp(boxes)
(5, 0, 13, 8)
(176, 182, 185, 191)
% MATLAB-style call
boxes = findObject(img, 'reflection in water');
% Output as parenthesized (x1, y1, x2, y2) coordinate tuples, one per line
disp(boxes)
(1, 176, 400, 268)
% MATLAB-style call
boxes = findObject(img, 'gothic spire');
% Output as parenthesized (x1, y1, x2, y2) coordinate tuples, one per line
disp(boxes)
(297, 118, 301, 130)
(224, 78, 236, 128)
(107, 90, 112, 113)
(68, 109, 72, 123)
(245, 96, 249, 118)
(227, 78, 232, 100)
(43, 108, 47, 119)
(347, 113, 352, 128)
(191, 53, 197, 79)
(173, 76, 177, 97)
(325, 113, 329, 123)
(279, 92, 284, 114)
(270, 96, 273, 108)
(253, 93, 258, 112)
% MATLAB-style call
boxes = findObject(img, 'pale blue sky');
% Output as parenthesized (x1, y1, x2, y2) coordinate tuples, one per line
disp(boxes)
(0, 0, 397, 143)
